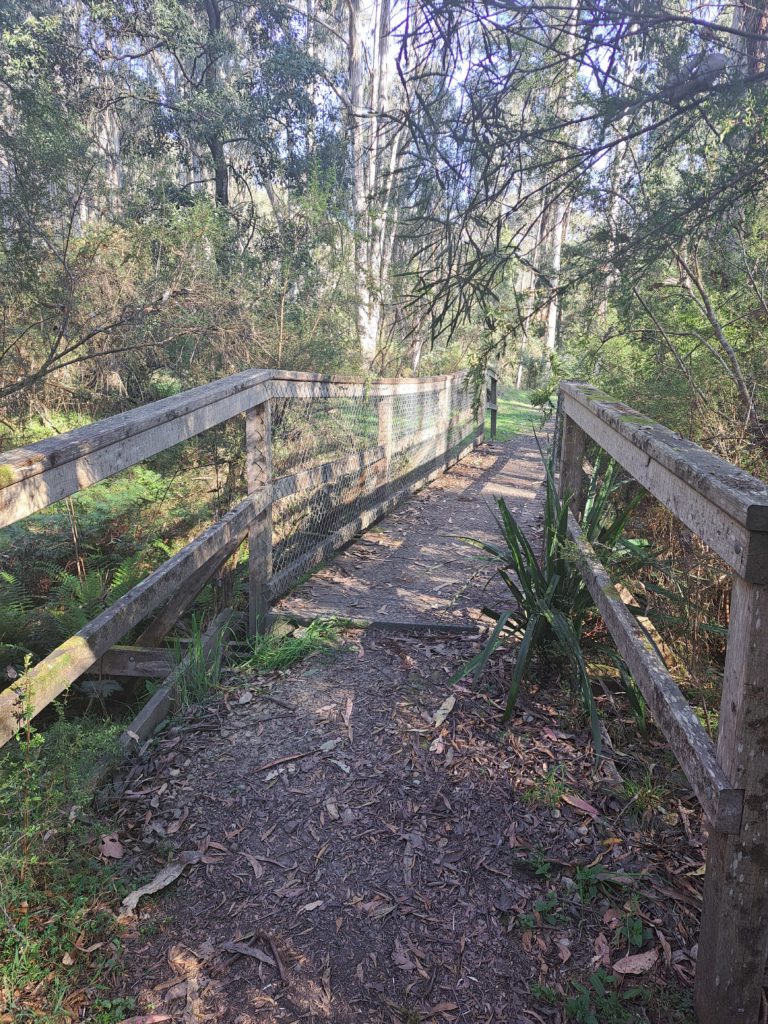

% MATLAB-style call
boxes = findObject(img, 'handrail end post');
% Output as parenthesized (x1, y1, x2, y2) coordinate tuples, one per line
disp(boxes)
(695, 575, 768, 1023)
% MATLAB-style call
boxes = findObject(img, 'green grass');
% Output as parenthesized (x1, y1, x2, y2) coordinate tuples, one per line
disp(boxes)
(486, 385, 540, 441)
(237, 617, 341, 673)
(522, 765, 567, 808)
(0, 715, 134, 1023)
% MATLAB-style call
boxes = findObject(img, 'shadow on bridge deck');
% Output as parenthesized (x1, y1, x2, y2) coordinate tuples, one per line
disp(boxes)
(275, 429, 549, 630)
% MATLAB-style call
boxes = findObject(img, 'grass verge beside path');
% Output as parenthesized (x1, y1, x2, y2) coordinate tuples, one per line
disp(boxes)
(486, 385, 540, 442)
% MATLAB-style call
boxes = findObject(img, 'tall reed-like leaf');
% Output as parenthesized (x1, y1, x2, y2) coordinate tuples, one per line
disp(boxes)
(460, 449, 656, 754)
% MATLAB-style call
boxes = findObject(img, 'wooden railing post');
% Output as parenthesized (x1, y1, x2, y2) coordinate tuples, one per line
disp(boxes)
(558, 411, 588, 518)
(695, 573, 768, 1023)
(245, 399, 272, 634)
(438, 379, 450, 463)
(489, 371, 498, 440)
(378, 393, 393, 487)
(476, 372, 487, 446)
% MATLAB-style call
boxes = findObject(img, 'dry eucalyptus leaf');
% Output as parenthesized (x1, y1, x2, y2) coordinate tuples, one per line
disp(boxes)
(242, 853, 265, 879)
(116, 1016, 172, 1023)
(100, 832, 124, 860)
(432, 695, 456, 727)
(613, 948, 658, 975)
(121, 862, 186, 914)
(562, 793, 600, 818)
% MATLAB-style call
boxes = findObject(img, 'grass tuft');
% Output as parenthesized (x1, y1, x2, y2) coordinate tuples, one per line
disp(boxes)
(237, 618, 341, 673)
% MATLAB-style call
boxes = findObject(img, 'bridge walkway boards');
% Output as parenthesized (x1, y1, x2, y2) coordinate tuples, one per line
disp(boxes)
(275, 430, 547, 631)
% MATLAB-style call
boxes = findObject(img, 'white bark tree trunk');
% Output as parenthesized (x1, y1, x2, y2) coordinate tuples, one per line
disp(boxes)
(541, 0, 578, 353)
(348, 0, 403, 368)
(544, 199, 568, 352)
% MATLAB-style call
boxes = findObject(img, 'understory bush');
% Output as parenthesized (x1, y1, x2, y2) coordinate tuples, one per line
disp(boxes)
(458, 451, 652, 750)
(0, 708, 128, 1023)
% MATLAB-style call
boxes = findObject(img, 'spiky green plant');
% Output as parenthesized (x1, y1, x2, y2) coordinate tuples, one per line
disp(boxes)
(457, 451, 649, 752)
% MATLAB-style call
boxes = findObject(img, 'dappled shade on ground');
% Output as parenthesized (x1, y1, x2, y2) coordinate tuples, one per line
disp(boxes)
(113, 629, 700, 1023)
(277, 431, 547, 628)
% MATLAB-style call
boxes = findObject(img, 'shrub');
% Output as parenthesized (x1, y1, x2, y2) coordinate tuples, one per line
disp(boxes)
(457, 451, 649, 752)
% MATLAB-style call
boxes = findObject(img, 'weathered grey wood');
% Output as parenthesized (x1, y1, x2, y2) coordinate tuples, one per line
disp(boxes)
(0, 494, 267, 746)
(378, 395, 394, 487)
(695, 577, 768, 1022)
(439, 380, 451, 451)
(272, 369, 462, 386)
(0, 369, 472, 529)
(0, 371, 271, 528)
(568, 514, 743, 834)
(561, 380, 768, 532)
(558, 413, 589, 518)
(120, 610, 238, 753)
(136, 534, 245, 647)
(270, 379, 368, 401)
(269, 611, 482, 635)
(246, 401, 272, 635)
(272, 370, 466, 397)
(94, 646, 174, 678)
(272, 447, 385, 502)
(487, 371, 497, 441)
(391, 410, 475, 459)
(561, 389, 768, 585)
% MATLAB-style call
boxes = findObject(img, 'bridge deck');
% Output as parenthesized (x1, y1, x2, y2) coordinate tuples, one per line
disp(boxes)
(276, 430, 547, 630)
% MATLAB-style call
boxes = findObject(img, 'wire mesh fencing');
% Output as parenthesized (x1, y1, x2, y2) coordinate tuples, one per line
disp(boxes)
(266, 373, 478, 599)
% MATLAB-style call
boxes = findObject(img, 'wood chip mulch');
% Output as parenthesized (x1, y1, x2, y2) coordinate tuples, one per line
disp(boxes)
(103, 629, 704, 1023)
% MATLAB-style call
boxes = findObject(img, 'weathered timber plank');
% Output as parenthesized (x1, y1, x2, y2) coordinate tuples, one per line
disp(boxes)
(271, 370, 467, 396)
(270, 611, 483, 635)
(0, 375, 271, 527)
(558, 413, 588, 516)
(561, 390, 768, 582)
(695, 577, 768, 1021)
(0, 369, 470, 528)
(94, 646, 174, 678)
(0, 494, 268, 746)
(561, 382, 768, 531)
(272, 447, 385, 502)
(391, 413, 475, 458)
(136, 533, 245, 647)
(270, 380, 368, 401)
(120, 610, 238, 753)
(568, 514, 742, 834)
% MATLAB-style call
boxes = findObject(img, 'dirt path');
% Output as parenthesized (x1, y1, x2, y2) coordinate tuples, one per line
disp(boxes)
(110, 431, 702, 1023)
(275, 431, 549, 628)
(113, 630, 701, 1024)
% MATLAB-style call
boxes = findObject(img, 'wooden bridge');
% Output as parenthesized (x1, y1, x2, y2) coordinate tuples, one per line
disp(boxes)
(2, 368, 768, 1022)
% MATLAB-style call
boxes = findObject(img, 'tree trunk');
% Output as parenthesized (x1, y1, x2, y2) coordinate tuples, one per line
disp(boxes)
(347, 0, 401, 368)
(204, 0, 228, 206)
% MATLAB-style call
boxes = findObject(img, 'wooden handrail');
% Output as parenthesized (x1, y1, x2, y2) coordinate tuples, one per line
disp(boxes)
(558, 380, 768, 1024)
(0, 367, 486, 748)
(561, 382, 768, 580)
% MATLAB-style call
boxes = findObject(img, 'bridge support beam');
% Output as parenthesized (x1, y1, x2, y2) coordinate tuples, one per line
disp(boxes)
(246, 399, 273, 634)
(695, 576, 768, 1024)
